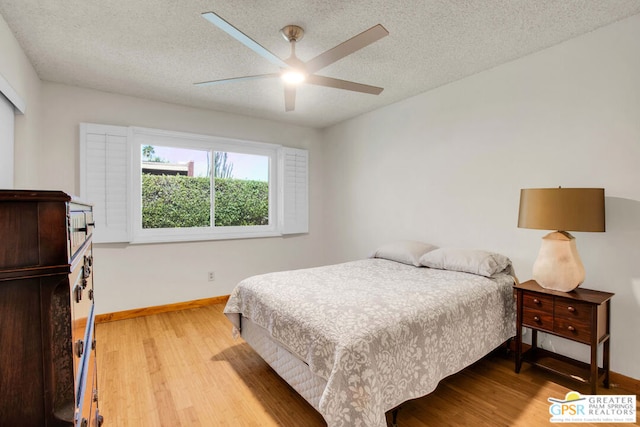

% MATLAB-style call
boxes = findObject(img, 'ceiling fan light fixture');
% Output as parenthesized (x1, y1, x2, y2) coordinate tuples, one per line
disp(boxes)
(199, 12, 389, 112)
(281, 69, 307, 85)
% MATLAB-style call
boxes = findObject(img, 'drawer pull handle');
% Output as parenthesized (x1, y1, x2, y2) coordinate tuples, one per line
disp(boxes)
(74, 339, 84, 358)
(567, 325, 576, 332)
(533, 298, 540, 305)
(567, 306, 576, 312)
(74, 286, 82, 303)
(533, 316, 540, 322)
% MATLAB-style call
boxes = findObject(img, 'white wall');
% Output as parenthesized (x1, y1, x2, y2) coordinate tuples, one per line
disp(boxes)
(38, 83, 326, 315)
(322, 15, 640, 380)
(0, 94, 14, 187)
(0, 13, 41, 188)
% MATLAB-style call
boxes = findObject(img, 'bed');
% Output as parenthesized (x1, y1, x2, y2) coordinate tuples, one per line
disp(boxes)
(224, 243, 517, 427)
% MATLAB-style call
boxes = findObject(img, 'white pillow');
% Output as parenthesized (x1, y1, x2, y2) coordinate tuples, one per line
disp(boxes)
(419, 248, 511, 277)
(371, 240, 438, 267)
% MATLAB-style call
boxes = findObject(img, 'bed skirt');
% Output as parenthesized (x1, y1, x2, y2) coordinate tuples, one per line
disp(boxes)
(241, 315, 328, 411)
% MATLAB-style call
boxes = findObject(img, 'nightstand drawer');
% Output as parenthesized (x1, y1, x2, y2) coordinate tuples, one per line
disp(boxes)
(554, 317, 591, 343)
(554, 300, 591, 323)
(553, 300, 591, 343)
(522, 292, 553, 311)
(522, 308, 553, 331)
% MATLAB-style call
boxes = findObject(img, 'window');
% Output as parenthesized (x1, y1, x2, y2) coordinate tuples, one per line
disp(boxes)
(140, 145, 212, 229)
(80, 124, 308, 244)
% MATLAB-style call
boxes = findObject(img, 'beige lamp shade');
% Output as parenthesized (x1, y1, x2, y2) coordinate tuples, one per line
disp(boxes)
(518, 188, 605, 232)
(518, 188, 605, 292)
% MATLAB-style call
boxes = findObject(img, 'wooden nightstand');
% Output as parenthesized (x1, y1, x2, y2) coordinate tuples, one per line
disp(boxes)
(514, 280, 614, 394)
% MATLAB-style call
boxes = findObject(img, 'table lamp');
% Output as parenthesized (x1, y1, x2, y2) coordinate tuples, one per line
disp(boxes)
(518, 187, 605, 292)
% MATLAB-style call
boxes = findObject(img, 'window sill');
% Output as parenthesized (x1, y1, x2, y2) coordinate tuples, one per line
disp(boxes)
(129, 229, 283, 244)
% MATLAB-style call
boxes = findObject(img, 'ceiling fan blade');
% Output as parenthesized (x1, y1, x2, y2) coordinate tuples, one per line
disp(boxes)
(306, 75, 383, 95)
(194, 73, 279, 86)
(202, 12, 289, 69)
(305, 24, 389, 74)
(284, 86, 296, 112)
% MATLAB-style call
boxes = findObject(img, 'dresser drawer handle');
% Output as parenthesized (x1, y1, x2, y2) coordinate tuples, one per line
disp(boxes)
(567, 325, 576, 332)
(533, 298, 540, 305)
(567, 306, 576, 312)
(74, 339, 84, 358)
(533, 316, 541, 323)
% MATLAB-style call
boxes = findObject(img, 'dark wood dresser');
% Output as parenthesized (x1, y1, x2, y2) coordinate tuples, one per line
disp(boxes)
(0, 190, 103, 426)
(514, 279, 613, 394)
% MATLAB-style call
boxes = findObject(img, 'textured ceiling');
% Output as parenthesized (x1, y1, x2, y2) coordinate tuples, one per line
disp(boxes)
(2, 1, 640, 129)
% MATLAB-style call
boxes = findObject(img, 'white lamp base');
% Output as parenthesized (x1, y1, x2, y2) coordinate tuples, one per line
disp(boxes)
(532, 231, 585, 292)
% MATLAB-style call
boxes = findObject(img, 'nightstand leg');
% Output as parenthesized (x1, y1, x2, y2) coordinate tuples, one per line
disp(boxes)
(603, 300, 611, 389)
(590, 336, 598, 394)
(515, 331, 522, 373)
(603, 338, 611, 389)
(515, 289, 523, 374)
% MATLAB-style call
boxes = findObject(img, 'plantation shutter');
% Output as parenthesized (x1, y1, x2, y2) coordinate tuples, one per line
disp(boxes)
(279, 147, 308, 234)
(79, 123, 130, 243)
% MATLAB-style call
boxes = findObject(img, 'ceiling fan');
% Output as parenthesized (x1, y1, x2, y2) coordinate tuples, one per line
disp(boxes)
(195, 12, 389, 112)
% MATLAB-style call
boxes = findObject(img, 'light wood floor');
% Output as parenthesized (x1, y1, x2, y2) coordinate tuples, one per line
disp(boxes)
(96, 304, 639, 426)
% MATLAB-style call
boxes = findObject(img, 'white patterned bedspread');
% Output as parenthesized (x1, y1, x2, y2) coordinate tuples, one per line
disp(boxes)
(224, 259, 516, 427)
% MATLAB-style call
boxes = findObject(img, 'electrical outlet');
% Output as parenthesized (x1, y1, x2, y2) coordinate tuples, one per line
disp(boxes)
(208, 271, 216, 281)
